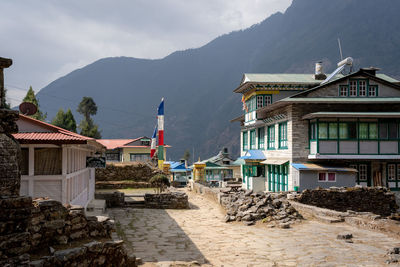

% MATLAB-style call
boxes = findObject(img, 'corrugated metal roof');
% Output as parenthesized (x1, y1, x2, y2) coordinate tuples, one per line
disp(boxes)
(291, 163, 357, 172)
(242, 73, 327, 84)
(281, 97, 400, 103)
(13, 132, 87, 143)
(239, 150, 266, 160)
(376, 74, 400, 83)
(97, 139, 139, 149)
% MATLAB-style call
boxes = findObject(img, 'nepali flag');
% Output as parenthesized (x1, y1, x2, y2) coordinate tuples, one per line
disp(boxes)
(157, 98, 164, 146)
(150, 125, 157, 158)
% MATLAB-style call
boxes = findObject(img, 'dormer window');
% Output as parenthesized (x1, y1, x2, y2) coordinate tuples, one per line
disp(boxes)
(140, 138, 151, 146)
(338, 79, 378, 97)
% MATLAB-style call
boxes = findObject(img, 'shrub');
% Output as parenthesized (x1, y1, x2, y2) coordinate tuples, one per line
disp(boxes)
(149, 174, 170, 193)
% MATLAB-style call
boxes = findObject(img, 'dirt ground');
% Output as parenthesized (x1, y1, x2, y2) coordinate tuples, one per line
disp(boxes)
(109, 190, 400, 267)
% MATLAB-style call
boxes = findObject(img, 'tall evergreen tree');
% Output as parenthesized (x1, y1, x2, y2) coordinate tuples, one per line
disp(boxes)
(22, 86, 46, 121)
(2, 88, 11, 109)
(51, 108, 77, 132)
(77, 96, 101, 138)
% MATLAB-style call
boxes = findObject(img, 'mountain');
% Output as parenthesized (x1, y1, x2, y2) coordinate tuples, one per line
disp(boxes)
(37, 0, 400, 160)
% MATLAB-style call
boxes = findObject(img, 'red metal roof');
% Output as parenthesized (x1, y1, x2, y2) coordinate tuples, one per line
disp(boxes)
(96, 139, 138, 149)
(12, 114, 96, 144)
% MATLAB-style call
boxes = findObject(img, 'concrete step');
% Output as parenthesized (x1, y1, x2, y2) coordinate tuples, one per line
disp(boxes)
(314, 214, 344, 224)
(86, 199, 106, 213)
(125, 200, 146, 208)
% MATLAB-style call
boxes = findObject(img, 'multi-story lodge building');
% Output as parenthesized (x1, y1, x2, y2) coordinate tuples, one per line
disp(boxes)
(232, 64, 400, 192)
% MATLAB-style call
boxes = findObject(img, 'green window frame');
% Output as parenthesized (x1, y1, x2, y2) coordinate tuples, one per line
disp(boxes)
(279, 122, 288, 149)
(338, 79, 378, 97)
(267, 125, 275, 150)
(258, 127, 265, 149)
(250, 129, 256, 150)
(358, 122, 378, 140)
(242, 131, 248, 151)
(379, 121, 398, 140)
(387, 163, 400, 191)
(310, 122, 317, 141)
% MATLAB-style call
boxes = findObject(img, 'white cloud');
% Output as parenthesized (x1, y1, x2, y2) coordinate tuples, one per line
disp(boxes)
(1, 0, 292, 107)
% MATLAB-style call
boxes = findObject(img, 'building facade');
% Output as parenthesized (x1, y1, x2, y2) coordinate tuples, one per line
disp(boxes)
(14, 114, 104, 208)
(97, 137, 168, 163)
(232, 67, 400, 192)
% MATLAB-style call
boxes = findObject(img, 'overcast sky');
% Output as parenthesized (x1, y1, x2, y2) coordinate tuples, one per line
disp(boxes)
(1, 0, 292, 106)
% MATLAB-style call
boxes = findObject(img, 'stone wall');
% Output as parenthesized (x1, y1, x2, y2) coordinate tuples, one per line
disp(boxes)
(295, 187, 399, 216)
(95, 181, 151, 189)
(190, 181, 220, 204)
(144, 192, 190, 209)
(30, 240, 135, 267)
(95, 163, 160, 182)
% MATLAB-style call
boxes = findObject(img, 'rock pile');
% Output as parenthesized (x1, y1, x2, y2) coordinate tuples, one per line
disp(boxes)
(386, 247, 400, 264)
(295, 187, 399, 217)
(220, 190, 302, 227)
(95, 163, 160, 182)
(30, 199, 114, 247)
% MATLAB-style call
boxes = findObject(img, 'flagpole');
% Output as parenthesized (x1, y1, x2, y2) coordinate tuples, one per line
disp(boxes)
(157, 98, 165, 170)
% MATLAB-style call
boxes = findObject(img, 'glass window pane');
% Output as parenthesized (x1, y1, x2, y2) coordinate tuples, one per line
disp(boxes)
(329, 123, 338, 139)
(359, 123, 368, 139)
(349, 80, 357, 96)
(328, 173, 336, 181)
(388, 164, 396, 180)
(369, 123, 378, 139)
(359, 80, 366, 96)
(318, 122, 328, 139)
(379, 123, 388, 139)
(339, 123, 348, 139)
(318, 173, 326, 181)
(348, 122, 357, 139)
(257, 95, 263, 109)
(389, 123, 398, 139)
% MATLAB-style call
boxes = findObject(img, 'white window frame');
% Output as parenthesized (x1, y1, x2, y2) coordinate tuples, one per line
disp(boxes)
(339, 86, 348, 97)
(265, 95, 272, 106)
(388, 164, 396, 181)
(257, 95, 264, 109)
(359, 80, 367, 97)
(369, 85, 377, 97)
(358, 164, 368, 181)
(349, 80, 357, 97)
(318, 172, 336, 182)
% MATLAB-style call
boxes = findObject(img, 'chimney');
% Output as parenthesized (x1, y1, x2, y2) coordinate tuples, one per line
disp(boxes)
(361, 67, 379, 76)
(314, 61, 327, 80)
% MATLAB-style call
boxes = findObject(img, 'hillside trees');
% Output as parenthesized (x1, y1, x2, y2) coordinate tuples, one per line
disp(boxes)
(1, 88, 10, 109)
(51, 108, 77, 132)
(22, 86, 46, 121)
(77, 96, 101, 138)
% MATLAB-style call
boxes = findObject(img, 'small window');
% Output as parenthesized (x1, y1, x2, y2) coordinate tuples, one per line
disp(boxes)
(349, 80, 357, 97)
(257, 95, 264, 109)
(359, 123, 368, 139)
(328, 173, 336, 181)
(265, 95, 272, 106)
(339, 86, 348, 97)
(310, 123, 316, 140)
(243, 131, 248, 151)
(369, 86, 377, 97)
(379, 123, 388, 139)
(267, 125, 275, 149)
(318, 172, 336, 182)
(318, 122, 328, 139)
(359, 80, 367, 97)
(279, 122, 288, 149)
(388, 164, 396, 181)
(389, 123, 398, 139)
(369, 123, 378, 139)
(359, 164, 368, 181)
(258, 127, 265, 149)
(318, 173, 326, 181)
(329, 123, 338, 139)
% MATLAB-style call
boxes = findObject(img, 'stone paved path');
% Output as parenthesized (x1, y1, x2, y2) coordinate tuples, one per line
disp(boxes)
(110, 191, 400, 266)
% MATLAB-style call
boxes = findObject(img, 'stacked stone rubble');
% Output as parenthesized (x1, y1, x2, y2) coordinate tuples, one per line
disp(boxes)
(220, 190, 303, 226)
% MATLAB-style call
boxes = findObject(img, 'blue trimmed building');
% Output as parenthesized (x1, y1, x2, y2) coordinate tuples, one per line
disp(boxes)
(232, 65, 400, 192)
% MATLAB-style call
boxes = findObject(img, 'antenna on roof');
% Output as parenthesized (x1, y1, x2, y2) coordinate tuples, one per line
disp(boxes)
(337, 38, 343, 61)
(321, 57, 353, 85)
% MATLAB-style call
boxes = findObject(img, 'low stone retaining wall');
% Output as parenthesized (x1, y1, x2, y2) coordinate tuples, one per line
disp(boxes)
(296, 187, 399, 216)
(29, 240, 135, 267)
(95, 181, 151, 189)
(190, 181, 220, 204)
(95, 163, 160, 182)
(144, 192, 189, 209)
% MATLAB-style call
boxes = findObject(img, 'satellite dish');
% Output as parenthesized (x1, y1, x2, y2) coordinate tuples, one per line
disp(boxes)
(19, 102, 37, 116)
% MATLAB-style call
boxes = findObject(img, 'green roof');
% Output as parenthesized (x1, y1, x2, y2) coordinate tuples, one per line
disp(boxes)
(376, 74, 400, 83)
